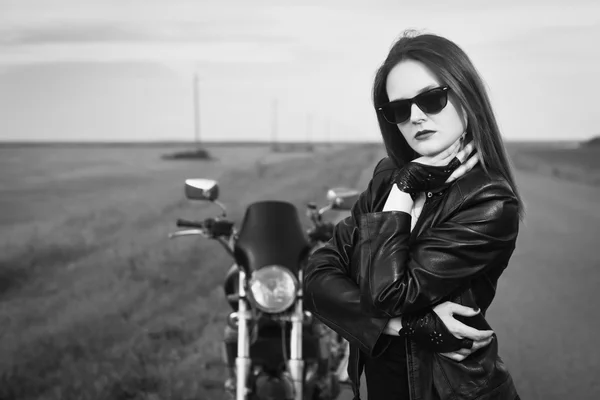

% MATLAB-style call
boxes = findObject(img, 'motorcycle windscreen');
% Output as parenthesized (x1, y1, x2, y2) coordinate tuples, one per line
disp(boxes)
(234, 201, 310, 274)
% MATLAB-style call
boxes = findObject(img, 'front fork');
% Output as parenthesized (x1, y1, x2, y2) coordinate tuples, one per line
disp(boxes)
(236, 270, 251, 400)
(289, 270, 304, 400)
(235, 270, 305, 400)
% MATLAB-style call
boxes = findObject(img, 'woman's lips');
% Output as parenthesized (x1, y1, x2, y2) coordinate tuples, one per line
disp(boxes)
(415, 130, 436, 140)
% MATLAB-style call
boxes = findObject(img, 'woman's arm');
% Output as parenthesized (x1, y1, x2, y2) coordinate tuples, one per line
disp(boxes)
(359, 179, 520, 317)
(304, 162, 393, 357)
(382, 301, 495, 359)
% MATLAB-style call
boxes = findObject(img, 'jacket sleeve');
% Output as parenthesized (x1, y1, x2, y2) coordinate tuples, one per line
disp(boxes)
(359, 181, 519, 317)
(303, 165, 393, 357)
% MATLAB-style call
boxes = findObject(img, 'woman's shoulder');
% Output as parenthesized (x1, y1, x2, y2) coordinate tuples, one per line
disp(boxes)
(452, 164, 516, 203)
(372, 156, 397, 178)
(368, 157, 396, 192)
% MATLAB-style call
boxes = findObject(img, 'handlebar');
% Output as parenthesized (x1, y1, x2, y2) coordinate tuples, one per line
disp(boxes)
(175, 218, 234, 237)
(308, 221, 335, 243)
(175, 200, 336, 243)
(176, 218, 209, 229)
(170, 217, 236, 259)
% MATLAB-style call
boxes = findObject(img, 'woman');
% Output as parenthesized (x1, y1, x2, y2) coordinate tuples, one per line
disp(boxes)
(304, 31, 523, 400)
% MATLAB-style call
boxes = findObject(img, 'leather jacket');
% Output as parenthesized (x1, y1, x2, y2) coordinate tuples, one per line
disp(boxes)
(304, 157, 520, 400)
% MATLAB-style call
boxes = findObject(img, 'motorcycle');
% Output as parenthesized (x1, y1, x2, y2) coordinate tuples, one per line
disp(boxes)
(168, 178, 359, 400)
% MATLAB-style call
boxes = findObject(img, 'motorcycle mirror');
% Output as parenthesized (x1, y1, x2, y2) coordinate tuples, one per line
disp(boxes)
(184, 179, 219, 201)
(326, 187, 360, 211)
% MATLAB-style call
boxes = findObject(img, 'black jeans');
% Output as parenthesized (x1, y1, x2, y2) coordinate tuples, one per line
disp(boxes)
(363, 336, 409, 400)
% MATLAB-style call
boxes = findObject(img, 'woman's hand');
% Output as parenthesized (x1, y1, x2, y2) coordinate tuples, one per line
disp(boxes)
(413, 139, 479, 184)
(391, 137, 479, 198)
(433, 301, 494, 362)
(383, 301, 495, 360)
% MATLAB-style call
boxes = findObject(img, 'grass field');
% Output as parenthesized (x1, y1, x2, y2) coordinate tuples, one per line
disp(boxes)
(0, 143, 383, 400)
(505, 141, 600, 186)
(0, 140, 597, 400)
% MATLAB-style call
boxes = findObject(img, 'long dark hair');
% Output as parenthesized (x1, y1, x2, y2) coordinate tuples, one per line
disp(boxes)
(373, 30, 524, 218)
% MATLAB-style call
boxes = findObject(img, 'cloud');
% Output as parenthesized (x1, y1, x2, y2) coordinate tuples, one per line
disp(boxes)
(2, 1, 599, 67)
(0, 41, 297, 65)
(0, 21, 295, 46)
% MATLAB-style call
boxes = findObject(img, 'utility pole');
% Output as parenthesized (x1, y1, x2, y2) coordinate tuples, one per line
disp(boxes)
(271, 98, 278, 150)
(193, 72, 201, 148)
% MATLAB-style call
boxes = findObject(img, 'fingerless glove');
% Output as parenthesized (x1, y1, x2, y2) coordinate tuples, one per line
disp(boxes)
(400, 310, 474, 353)
(393, 157, 462, 196)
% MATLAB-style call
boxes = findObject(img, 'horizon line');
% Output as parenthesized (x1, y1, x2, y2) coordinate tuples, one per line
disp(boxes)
(0, 138, 588, 146)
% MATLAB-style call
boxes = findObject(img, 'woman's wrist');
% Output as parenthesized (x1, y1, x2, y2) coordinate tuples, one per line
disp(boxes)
(382, 184, 414, 213)
(384, 316, 404, 336)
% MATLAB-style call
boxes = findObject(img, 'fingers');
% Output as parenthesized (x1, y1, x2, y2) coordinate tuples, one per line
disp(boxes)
(456, 141, 475, 163)
(439, 351, 467, 362)
(445, 153, 480, 183)
(448, 303, 480, 317)
(455, 323, 494, 341)
(442, 308, 494, 341)
(437, 302, 494, 341)
(440, 138, 472, 165)
(439, 336, 494, 361)
(471, 336, 494, 352)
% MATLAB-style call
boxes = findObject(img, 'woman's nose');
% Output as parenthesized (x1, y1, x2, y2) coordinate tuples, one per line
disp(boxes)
(410, 102, 427, 123)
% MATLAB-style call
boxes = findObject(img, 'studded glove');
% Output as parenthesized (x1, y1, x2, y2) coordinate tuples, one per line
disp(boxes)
(400, 309, 474, 353)
(393, 157, 462, 197)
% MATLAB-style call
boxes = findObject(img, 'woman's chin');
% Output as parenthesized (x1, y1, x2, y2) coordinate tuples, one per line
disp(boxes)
(411, 142, 447, 158)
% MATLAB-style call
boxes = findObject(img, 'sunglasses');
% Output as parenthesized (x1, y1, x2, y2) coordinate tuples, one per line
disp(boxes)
(377, 86, 450, 124)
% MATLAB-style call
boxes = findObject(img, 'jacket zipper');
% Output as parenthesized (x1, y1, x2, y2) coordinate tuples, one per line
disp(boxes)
(406, 191, 434, 400)
(353, 347, 360, 399)
(406, 338, 414, 400)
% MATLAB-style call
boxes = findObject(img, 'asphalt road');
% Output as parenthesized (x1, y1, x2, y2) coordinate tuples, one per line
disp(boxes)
(337, 163, 600, 400)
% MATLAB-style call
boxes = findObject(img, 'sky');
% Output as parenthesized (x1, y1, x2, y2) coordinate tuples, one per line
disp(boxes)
(0, 0, 599, 143)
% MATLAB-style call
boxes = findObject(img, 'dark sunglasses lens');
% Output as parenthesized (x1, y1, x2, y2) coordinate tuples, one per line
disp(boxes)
(416, 89, 448, 114)
(382, 101, 410, 124)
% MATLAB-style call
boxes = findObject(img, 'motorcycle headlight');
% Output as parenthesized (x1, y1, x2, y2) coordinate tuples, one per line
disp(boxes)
(249, 265, 298, 313)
